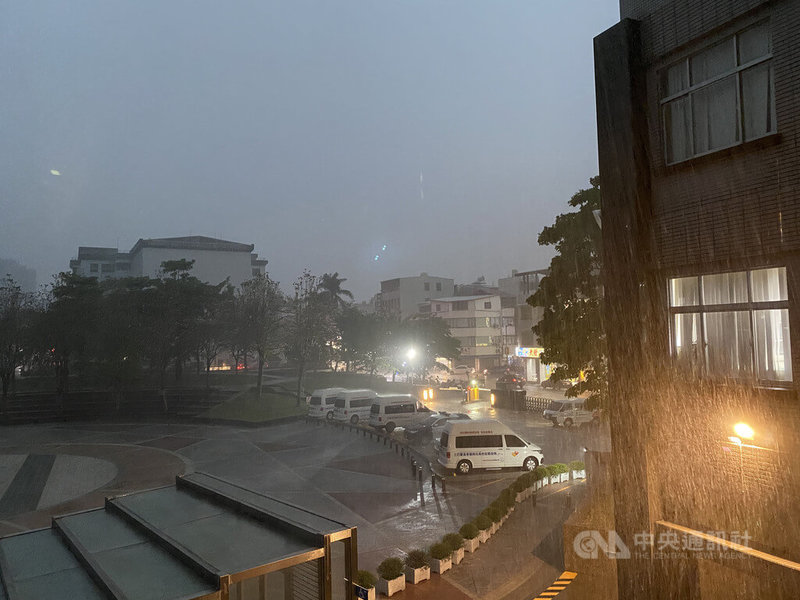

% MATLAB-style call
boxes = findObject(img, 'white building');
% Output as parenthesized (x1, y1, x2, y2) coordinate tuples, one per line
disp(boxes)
(377, 273, 454, 319)
(428, 295, 515, 372)
(69, 236, 267, 288)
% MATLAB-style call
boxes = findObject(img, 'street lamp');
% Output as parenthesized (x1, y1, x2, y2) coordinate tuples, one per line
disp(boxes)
(406, 348, 417, 384)
(733, 422, 754, 440)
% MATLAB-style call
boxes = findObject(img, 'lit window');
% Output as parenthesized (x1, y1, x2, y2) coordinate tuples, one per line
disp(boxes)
(668, 267, 791, 383)
(661, 21, 775, 164)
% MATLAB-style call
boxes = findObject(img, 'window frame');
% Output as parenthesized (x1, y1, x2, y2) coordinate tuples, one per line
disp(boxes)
(660, 21, 775, 165)
(668, 267, 791, 385)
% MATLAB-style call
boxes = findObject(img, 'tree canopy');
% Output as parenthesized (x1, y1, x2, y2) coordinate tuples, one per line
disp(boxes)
(529, 176, 606, 406)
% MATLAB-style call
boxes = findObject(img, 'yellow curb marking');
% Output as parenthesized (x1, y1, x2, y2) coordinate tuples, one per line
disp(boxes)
(531, 571, 577, 600)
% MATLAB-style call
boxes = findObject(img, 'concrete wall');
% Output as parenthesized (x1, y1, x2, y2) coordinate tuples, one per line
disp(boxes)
(137, 247, 254, 287)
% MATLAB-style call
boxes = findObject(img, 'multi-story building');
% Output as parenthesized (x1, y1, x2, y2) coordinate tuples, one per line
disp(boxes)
(593, 1, 800, 597)
(498, 268, 548, 381)
(377, 273, 454, 319)
(69, 236, 267, 288)
(429, 295, 515, 372)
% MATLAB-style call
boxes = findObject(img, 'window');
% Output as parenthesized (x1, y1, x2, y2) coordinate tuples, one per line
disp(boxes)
(504, 435, 525, 448)
(455, 434, 502, 448)
(435, 282, 442, 291)
(661, 21, 775, 164)
(452, 301, 468, 311)
(435, 304, 441, 312)
(484, 301, 492, 309)
(90, 263, 99, 272)
(668, 267, 791, 383)
(252, 268, 260, 276)
(385, 403, 415, 415)
(424, 282, 430, 291)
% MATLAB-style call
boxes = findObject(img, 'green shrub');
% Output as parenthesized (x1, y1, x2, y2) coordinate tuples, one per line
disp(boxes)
(474, 514, 492, 531)
(553, 463, 569, 474)
(442, 532, 464, 552)
(512, 475, 528, 493)
(533, 466, 547, 480)
(569, 460, 585, 471)
(544, 465, 558, 477)
(405, 549, 430, 569)
(355, 570, 376, 589)
(459, 523, 479, 540)
(430, 543, 451, 560)
(499, 487, 515, 508)
(486, 504, 504, 523)
(377, 557, 404, 580)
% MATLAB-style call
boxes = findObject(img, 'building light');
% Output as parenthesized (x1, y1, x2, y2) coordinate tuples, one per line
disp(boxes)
(733, 422, 754, 440)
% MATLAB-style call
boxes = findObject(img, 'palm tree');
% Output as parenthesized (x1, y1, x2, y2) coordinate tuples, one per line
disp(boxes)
(317, 272, 354, 308)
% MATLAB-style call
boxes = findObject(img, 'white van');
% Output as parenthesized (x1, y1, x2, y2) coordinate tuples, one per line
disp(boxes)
(437, 419, 544, 474)
(332, 389, 378, 425)
(368, 394, 432, 433)
(307, 388, 347, 420)
(542, 398, 597, 427)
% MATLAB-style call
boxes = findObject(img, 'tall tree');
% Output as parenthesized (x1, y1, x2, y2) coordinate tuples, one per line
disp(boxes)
(0, 278, 37, 407)
(286, 271, 336, 405)
(529, 176, 606, 405)
(238, 274, 285, 401)
(317, 272, 354, 309)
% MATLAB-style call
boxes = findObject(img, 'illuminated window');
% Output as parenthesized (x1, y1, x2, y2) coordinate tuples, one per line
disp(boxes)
(661, 21, 775, 164)
(668, 267, 791, 383)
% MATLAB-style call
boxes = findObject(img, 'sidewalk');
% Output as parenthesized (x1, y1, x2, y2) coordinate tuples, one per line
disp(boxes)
(384, 480, 586, 600)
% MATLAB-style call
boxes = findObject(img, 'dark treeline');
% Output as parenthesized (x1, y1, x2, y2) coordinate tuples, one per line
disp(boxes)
(0, 263, 460, 409)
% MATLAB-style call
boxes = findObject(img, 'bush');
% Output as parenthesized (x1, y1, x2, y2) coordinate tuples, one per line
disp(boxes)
(533, 466, 547, 480)
(355, 570, 376, 589)
(430, 543, 451, 560)
(459, 523, 479, 540)
(377, 557, 404, 580)
(553, 463, 569, 474)
(544, 465, 558, 477)
(512, 475, 528, 493)
(499, 487, 514, 507)
(474, 514, 492, 531)
(487, 503, 504, 523)
(569, 460, 585, 471)
(442, 532, 464, 552)
(405, 549, 430, 569)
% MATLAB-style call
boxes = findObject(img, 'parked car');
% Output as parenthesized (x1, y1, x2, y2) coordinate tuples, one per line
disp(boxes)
(437, 419, 543, 474)
(542, 398, 598, 427)
(405, 412, 471, 445)
(368, 395, 432, 433)
(495, 371, 525, 390)
(307, 387, 347, 420)
(332, 389, 378, 424)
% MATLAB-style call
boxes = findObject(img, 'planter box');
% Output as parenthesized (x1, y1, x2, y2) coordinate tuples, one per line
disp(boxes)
(538, 479, 546, 489)
(549, 475, 560, 485)
(464, 538, 480, 553)
(355, 586, 376, 600)
(431, 557, 451, 574)
(490, 522, 498, 535)
(452, 547, 465, 564)
(515, 491, 525, 503)
(377, 576, 405, 597)
(405, 566, 430, 584)
(478, 530, 490, 543)
(571, 469, 586, 479)
(559, 472, 569, 483)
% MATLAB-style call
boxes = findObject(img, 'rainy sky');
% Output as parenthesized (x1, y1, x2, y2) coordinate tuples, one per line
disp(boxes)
(1, 1, 618, 300)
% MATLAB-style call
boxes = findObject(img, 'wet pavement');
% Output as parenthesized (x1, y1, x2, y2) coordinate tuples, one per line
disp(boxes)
(0, 407, 603, 595)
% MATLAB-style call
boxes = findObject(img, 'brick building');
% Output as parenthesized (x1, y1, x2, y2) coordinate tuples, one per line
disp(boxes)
(594, 0, 800, 597)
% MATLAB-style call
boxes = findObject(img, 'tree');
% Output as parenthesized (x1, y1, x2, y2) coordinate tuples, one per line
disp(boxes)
(238, 274, 285, 401)
(529, 176, 606, 406)
(0, 277, 37, 407)
(286, 271, 336, 405)
(389, 317, 461, 383)
(317, 272, 354, 309)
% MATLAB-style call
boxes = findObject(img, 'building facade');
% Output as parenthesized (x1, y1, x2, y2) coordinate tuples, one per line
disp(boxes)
(70, 236, 267, 288)
(377, 273, 454, 319)
(595, 1, 800, 597)
(429, 295, 515, 372)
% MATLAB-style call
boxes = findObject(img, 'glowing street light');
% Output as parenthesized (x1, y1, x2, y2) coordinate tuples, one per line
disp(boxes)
(733, 422, 754, 440)
(406, 348, 417, 360)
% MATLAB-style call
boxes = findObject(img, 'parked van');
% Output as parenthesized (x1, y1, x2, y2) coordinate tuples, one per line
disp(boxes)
(332, 389, 378, 425)
(307, 388, 347, 420)
(437, 419, 543, 474)
(542, 398, 597, 427)
(368, 394, 432, 433)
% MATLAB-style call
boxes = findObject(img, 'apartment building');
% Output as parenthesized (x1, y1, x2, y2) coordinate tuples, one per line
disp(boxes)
(593, 0, 800, 597)
(429, 295, 515, 372)
(377, 273, 454, 319)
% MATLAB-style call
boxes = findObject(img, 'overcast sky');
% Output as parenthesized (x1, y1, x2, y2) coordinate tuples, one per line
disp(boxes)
(1, 1, 618, 300)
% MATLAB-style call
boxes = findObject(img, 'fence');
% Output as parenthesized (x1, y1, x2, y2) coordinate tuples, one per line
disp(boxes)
(525, 396, 551, 413)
